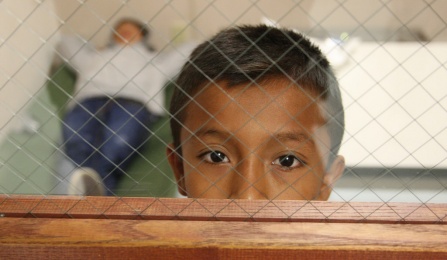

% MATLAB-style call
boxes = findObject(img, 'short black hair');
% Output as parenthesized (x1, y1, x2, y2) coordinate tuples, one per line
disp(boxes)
(169, 24, 344, 165)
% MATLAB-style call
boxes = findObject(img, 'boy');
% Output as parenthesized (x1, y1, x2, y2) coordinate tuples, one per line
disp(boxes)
(167, 25, 345, 200)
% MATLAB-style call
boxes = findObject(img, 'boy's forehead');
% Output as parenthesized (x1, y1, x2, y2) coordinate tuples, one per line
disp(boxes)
(183, 80, 327, 133)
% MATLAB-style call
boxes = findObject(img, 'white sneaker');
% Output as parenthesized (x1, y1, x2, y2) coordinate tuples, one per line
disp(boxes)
(68, 167, 106, 196)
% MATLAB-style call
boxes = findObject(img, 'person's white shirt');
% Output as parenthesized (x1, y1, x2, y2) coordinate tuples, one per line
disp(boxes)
(58, 35, 195, 115)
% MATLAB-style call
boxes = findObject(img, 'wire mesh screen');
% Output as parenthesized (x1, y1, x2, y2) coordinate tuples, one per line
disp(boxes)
(0, 0, 446, 216)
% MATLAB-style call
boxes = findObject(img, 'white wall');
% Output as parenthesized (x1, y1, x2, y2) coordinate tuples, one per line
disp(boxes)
(0, 0, 60, 139)
(335, 42, 447, 169)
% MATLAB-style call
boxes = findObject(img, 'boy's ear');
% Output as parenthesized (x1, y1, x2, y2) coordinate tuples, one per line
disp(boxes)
(166, 144, 187, 197)
(318, 155, 345, 200)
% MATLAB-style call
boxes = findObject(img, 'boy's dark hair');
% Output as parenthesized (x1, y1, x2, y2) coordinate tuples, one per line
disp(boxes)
(169, 24, 344, 165)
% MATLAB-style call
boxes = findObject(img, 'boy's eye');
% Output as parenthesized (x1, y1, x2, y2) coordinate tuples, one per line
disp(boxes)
(273, 155, 302, 168)
(202, 151, 229, 163)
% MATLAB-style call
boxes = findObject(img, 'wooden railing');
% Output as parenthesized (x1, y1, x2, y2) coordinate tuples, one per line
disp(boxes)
(1, 195, 446, 259)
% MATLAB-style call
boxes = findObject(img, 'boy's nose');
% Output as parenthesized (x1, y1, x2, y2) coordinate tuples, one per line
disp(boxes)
(228, 157, 269, 200)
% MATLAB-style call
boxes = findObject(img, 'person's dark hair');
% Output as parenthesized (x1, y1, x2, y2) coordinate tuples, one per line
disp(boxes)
(169, 24, 344, 165)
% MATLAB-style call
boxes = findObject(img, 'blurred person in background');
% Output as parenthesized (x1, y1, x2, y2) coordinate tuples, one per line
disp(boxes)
(58, 18, 193, 195)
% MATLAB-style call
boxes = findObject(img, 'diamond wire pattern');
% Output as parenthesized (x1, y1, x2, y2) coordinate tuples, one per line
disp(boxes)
(0, 0, 446, 222)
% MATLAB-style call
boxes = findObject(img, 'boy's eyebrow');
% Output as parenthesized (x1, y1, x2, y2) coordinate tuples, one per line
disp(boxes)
(195, 129, 313, 146)
(194, 128, 232, 140)
(272, 132, 314, 146)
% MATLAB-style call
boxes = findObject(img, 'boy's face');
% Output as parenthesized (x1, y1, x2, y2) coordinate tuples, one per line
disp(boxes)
(167, 78, 345, 200)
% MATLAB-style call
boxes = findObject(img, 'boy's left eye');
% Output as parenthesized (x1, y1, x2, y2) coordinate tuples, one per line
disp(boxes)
(272, 155, 302, 169)
(202, 151, 229, 163)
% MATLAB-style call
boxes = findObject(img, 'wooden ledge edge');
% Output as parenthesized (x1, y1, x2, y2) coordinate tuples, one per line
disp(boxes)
(0, 194, 446, 224)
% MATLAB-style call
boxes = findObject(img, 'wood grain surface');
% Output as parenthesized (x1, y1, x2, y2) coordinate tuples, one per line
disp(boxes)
(0, 195, 446, 259)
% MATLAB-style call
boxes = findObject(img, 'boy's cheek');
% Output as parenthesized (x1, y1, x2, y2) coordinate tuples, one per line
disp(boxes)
(183, 171, 226, 199)
(182, 167, 325, 200)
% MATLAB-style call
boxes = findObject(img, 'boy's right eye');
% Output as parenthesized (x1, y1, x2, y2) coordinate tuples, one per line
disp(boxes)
(201, 151, 229, 163)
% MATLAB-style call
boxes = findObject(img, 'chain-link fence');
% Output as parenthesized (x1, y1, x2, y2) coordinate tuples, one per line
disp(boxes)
(0, 0, 446, 219)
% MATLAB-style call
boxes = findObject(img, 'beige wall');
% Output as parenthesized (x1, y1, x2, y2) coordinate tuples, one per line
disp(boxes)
(53, 0, 447, 49)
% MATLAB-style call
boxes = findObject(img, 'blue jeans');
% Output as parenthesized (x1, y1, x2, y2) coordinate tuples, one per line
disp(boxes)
(62, 97, 159, 195)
